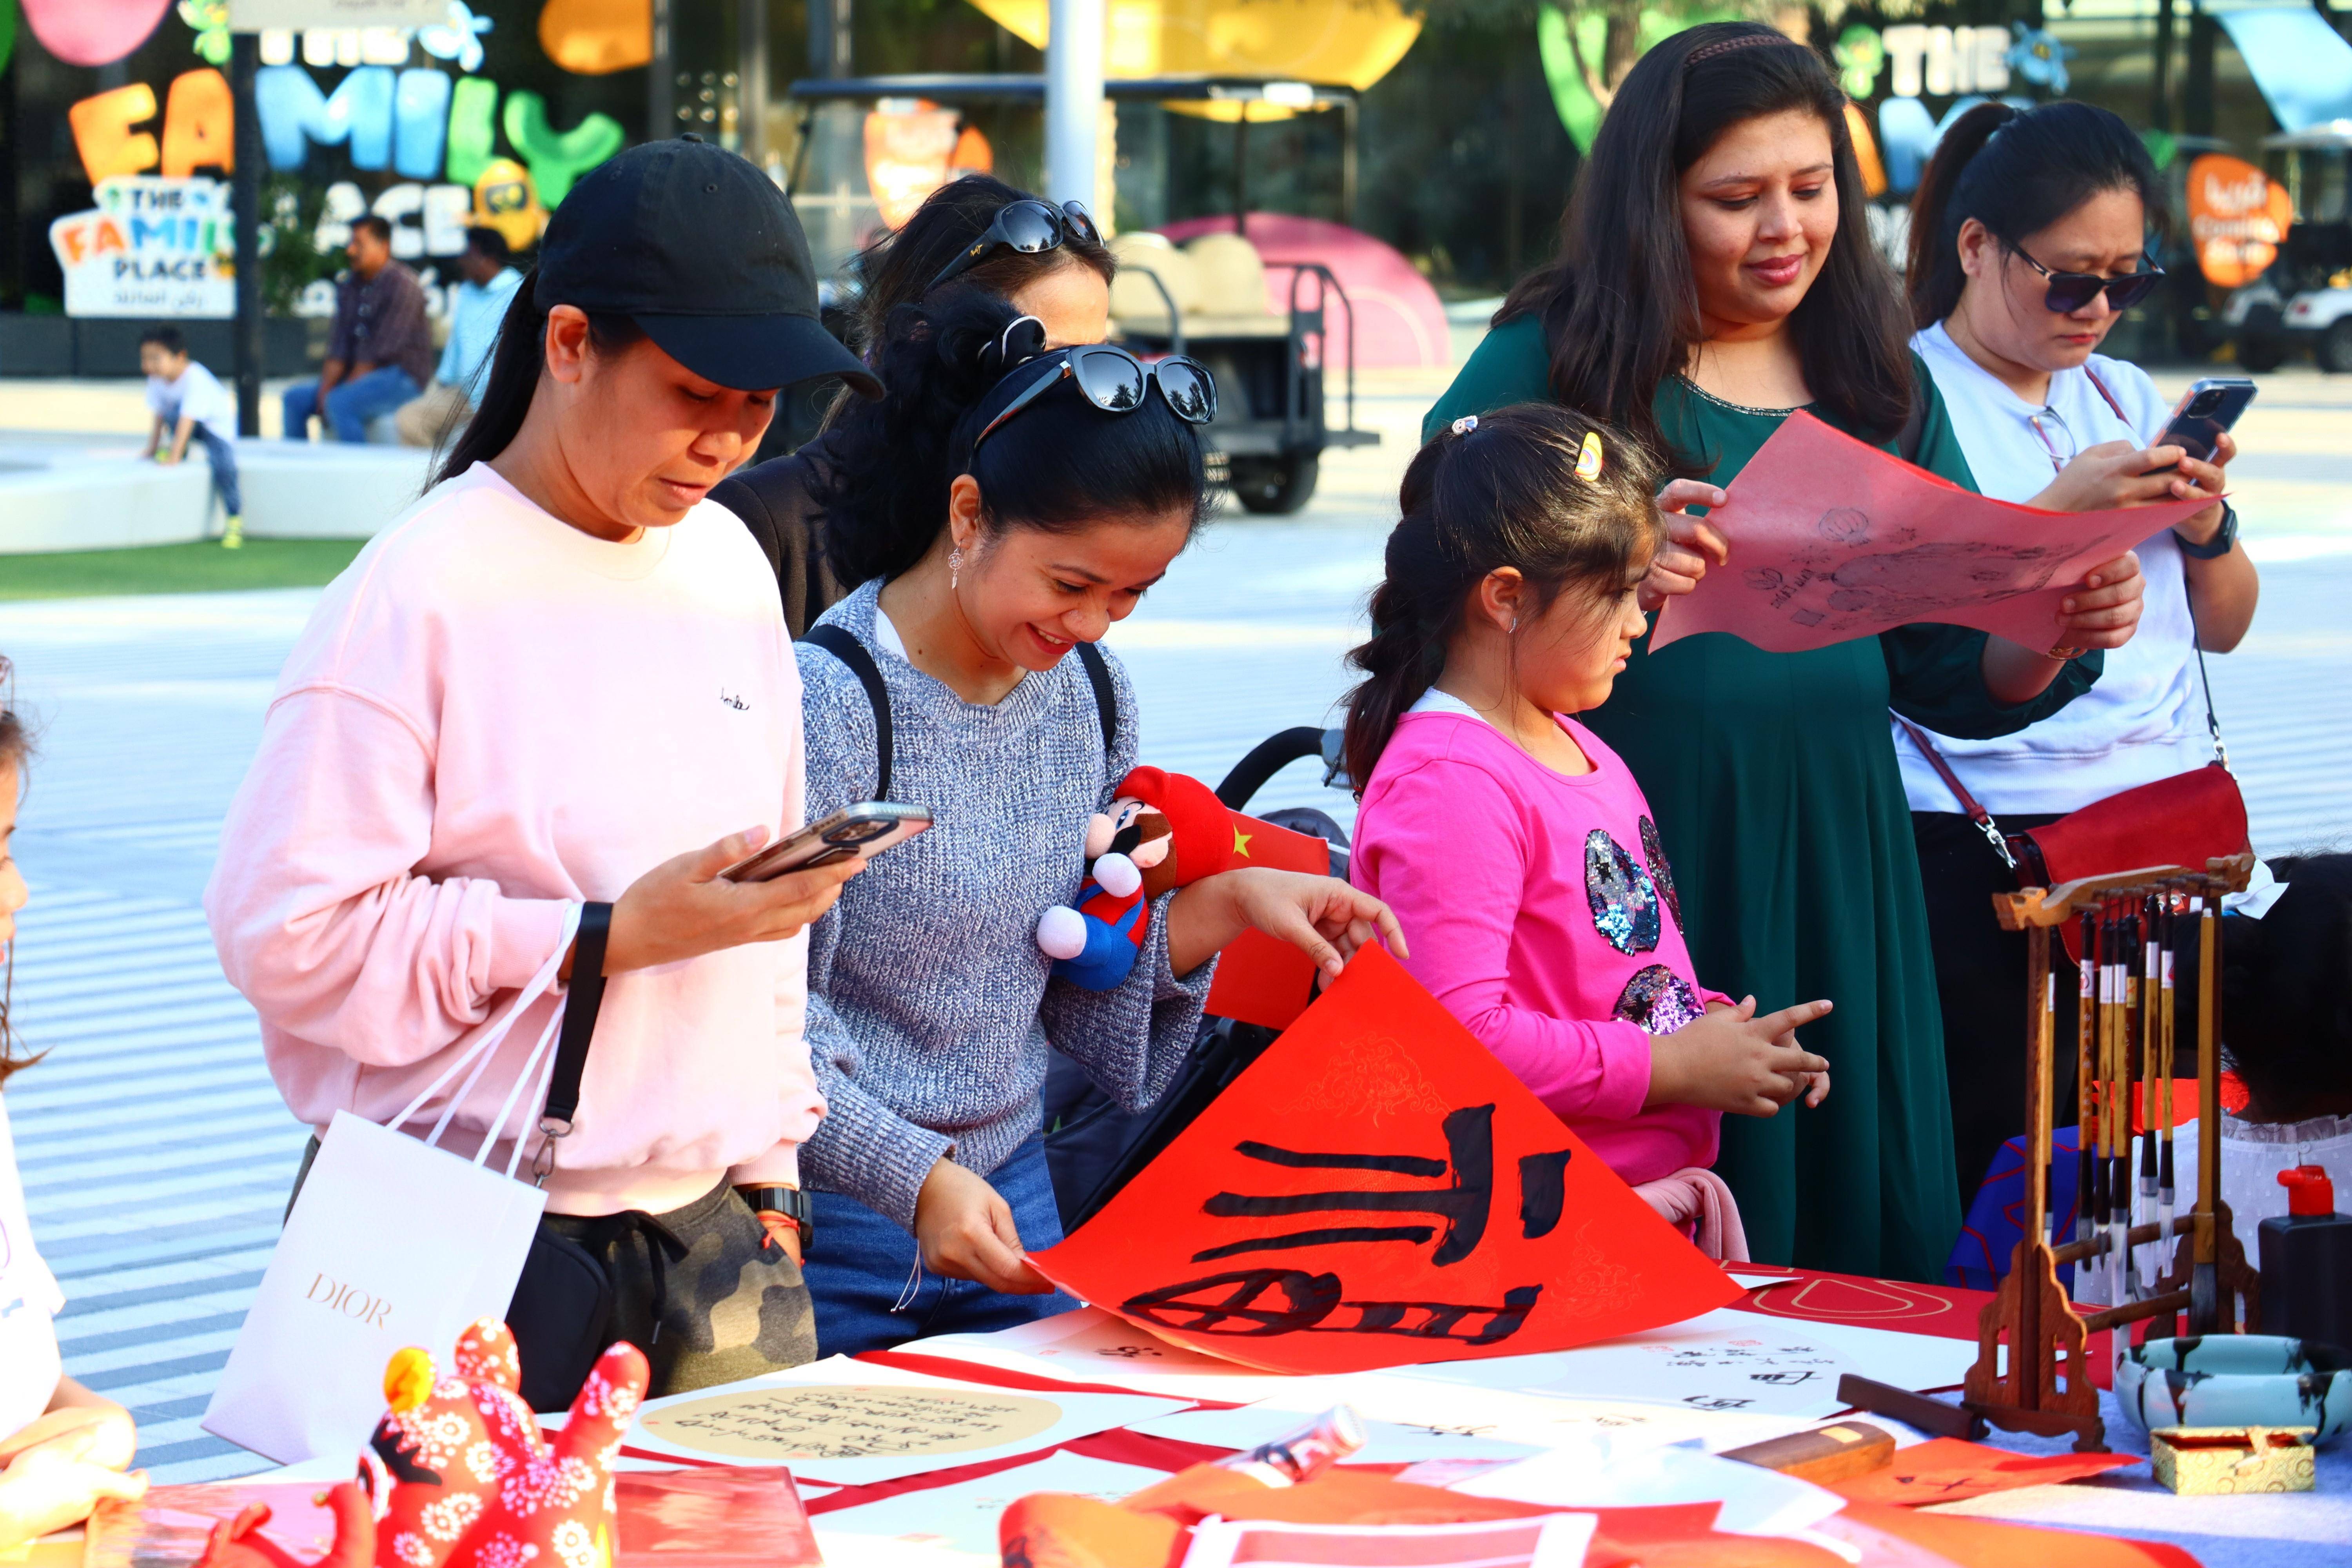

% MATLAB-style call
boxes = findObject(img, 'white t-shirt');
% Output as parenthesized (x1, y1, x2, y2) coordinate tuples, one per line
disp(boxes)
(0, 1095, 65, 1440)
(145, 361, 237, 438)
(1895, 323, 2209, 816)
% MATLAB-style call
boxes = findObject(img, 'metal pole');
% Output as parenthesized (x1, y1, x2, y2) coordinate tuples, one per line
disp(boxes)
(739, 0, 768, 165)
(1340, 96, 1357, 230)
(2153, 0, 2176, 132)
(1045, 0, 1105, 210)
(231, 32, 263, 437)
(832, 0, 854, 75)
(649, 0, 674, 140)
(1233, 105, 1248, 236)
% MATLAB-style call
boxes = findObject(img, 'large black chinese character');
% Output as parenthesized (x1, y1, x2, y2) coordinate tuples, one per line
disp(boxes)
(1124, 1268, 1543, 1347)
(1193, 1105, 1496, 1266)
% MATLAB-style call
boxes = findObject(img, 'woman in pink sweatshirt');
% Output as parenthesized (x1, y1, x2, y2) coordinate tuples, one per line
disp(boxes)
(1345, 406, 1834, 1259)
(205, 142, 882, 1406)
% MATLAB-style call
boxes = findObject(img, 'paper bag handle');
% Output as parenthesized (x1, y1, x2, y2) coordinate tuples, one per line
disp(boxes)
(388, 902, 583, 1159)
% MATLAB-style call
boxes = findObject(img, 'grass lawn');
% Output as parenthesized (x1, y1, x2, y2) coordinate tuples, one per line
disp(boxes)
(0, 538, 368, 600)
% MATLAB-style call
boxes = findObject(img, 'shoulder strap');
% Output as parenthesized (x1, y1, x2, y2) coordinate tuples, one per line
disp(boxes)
(801, 623, 893, 800)
(2082, 364, 2131, 426)
(1074, 640, 1118, 756)
(1893, 713, 2015, 870)
(538, 900, 610, 1162)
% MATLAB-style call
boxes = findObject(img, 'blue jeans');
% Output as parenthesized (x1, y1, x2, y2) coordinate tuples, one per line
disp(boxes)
(804, 1132, 1079, 1358)
(189, 425, 241, 517)
(283, 366, 421, 443)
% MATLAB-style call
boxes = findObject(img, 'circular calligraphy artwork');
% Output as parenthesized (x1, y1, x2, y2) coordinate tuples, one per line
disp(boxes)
(1742, 1276, 1959, 1324)
(636, 1385, 1062, 1461)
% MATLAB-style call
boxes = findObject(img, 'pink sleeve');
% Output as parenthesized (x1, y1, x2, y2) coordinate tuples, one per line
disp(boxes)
(204, 685, 572, 1068)
(728, 670, 824, 1189)
(1358, 757, 1652, 1122)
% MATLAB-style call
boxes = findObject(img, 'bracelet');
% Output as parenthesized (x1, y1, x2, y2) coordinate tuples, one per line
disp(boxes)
(2046, 646, 2086, 662)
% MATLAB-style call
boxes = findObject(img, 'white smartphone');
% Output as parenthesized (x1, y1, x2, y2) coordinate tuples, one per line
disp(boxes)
(719, 803, 932, 882)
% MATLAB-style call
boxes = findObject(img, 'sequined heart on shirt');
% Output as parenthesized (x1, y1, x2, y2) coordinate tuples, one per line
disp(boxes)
(1585, 829, 1661, 955)
(1613, 964, 1706, 1033)
(1639, 816, 1682, 932)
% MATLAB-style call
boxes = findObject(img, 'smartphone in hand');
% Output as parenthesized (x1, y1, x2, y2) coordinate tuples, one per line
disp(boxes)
(2150, 377, 2256, 472)
(721, 803, 932, 882)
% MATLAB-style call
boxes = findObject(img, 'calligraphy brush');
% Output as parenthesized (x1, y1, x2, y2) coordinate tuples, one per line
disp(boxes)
(2138, 895, 2162, 1295)
(2114, 902, 2138, 1303)
(2158, 890, 2180, 1303)
(2076, 907, 2098, 1262)
(2089, 902, 2114, 1303)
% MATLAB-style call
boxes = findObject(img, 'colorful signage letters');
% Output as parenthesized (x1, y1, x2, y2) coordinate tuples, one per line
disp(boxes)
(49, 175, 236, 318)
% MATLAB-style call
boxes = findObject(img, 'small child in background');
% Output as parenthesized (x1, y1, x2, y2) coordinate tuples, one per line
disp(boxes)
(1343, 406, 1831, 1260)
(138, 328, 242, 549)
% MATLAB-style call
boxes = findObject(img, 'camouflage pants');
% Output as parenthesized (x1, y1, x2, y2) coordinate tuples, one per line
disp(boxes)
(538, 1180, 816, 1398)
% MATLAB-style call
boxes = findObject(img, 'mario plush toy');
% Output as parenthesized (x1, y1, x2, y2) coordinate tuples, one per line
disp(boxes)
(1036, 767, 1234, 990)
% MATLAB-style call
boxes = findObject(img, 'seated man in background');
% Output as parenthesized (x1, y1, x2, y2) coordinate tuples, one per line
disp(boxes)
(280, 215, 433, 443)
(394, 226, 523, 449)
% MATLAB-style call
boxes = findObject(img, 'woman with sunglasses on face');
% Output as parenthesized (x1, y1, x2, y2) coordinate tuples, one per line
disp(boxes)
(1897, 102, 2257, 1204)
(793, 289, 1403, 1355)
(714, 176, 1113, 635)
(1424, 24, 2144, 1283)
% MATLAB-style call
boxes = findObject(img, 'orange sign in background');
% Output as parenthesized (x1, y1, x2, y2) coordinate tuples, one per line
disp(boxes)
(2187, 153, 2294, 288)
(1032, 946, 1739, 1374)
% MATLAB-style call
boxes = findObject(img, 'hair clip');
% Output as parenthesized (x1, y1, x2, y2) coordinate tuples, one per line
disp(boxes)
(1575, 429, 1605, 482)
(979, 315, 1048, 376)
(1450, 415, 1478, 436)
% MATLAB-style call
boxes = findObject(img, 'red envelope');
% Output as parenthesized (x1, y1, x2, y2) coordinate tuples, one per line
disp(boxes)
(1828, 1438, 2135, 1507)
(1204, 811, 1335, 1031)
(1032, 947, 1740, 1372)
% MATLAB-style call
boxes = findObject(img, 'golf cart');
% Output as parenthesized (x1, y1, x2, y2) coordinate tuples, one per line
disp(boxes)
(772, 74, 1376, 508)
(2233, 121, 2352, 372)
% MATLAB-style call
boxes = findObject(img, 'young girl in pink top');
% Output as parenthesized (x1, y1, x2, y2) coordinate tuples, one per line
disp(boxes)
(1345, 405, 1833, 1258)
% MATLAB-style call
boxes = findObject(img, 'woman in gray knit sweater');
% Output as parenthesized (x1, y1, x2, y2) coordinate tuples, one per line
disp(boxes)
(794, 291, 1402, 1355)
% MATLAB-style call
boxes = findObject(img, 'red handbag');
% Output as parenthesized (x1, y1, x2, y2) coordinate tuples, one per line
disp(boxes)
(1897, 653, 2249, 965)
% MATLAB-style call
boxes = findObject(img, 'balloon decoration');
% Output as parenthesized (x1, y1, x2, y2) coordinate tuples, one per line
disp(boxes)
(964, 0, 1419, 120)
(1537, 4, 1740, 154)
(473, 157, 548, 251)
(178, 0, 229, 67)
(502, 91, 624, 204)
(21, 0, 173, 67)
(2187, 154, 2294, 289)
(539, 0, 651, 76)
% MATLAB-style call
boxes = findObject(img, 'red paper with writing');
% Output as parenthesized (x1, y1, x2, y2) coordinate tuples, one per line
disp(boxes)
(1203, 811, 1333, 1030)
(1031, 946, 1740, 1372)
(1827, 1438, 2134, 1507)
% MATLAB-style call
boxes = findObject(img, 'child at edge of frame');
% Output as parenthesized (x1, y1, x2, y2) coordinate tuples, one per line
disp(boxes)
(139, 326, 243, 549)
(1342, 404, 1833, 1262)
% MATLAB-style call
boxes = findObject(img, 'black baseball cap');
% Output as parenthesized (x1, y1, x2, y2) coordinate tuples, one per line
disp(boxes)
(535, 136, 879, 397)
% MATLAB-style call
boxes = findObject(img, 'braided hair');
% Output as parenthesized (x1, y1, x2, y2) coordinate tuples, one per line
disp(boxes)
(1341, 404, 1661, 789)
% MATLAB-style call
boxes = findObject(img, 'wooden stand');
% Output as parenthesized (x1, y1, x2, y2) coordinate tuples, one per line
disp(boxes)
(1961, 856, 2256, 1453)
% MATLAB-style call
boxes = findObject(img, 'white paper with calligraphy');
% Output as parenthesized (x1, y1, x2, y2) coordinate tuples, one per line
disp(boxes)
(1648, 411, 2218, 655)
(620, 1356, 1184, 1486)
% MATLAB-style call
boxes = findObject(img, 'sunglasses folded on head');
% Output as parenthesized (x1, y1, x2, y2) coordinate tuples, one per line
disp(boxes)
(2012, 240, 2166, 313)
(971, 344, 1218, 457)
(929, 200, 1102, 294)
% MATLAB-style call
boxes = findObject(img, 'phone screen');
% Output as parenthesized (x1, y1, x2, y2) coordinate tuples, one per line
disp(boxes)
(720, 805, 931, 882)
(2159, 379, 2256, 468)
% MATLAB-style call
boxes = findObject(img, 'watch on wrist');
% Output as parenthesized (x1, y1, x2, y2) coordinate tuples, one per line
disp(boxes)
(735, 1184, 813, 1252)
(2175, 501, 2237, 560)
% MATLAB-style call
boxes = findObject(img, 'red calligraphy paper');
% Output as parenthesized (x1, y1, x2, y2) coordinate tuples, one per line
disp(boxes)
(1651, 411, 2218, 656)
(1031, 946, 1740, 1373)
(1204, 811, 1336, 1030)
(1826, 1438, 2134, 1507)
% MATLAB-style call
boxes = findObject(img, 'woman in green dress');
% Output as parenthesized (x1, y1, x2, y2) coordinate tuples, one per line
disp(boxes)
(1424, 23, 2147, 1281)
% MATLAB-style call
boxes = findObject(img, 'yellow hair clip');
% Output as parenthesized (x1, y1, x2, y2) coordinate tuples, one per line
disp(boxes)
(1575, 429, 1605, 482)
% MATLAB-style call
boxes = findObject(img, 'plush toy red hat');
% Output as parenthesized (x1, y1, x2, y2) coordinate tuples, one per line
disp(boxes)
(1117, 766, 1235, 897)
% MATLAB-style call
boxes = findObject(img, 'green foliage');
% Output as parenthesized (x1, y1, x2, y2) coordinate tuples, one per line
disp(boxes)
(260, 175, 344, 318)
(0, 538, 370, 601)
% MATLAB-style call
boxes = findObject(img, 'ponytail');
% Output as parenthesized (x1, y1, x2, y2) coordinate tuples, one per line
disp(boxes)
(1906, 100, 2166, 329)
(1342, 405, 1659, 789)
(430, 270, 646, 488)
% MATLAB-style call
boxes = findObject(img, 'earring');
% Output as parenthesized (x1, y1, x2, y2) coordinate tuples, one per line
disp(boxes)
(949, 545, 964, 591)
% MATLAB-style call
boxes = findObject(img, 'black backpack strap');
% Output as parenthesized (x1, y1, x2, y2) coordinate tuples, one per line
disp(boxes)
(1074, 640, 1118, 756)
(801, 623, 893, 800)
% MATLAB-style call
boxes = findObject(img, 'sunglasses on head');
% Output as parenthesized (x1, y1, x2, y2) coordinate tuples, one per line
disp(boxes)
(2010, 240, 2166, 314)
(928, 199, 1102, 294)
(971, 344, 1218, 457)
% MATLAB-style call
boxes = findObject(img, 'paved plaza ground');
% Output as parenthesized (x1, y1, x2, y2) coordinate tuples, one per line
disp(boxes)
(4, 356, 2350, 1480)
